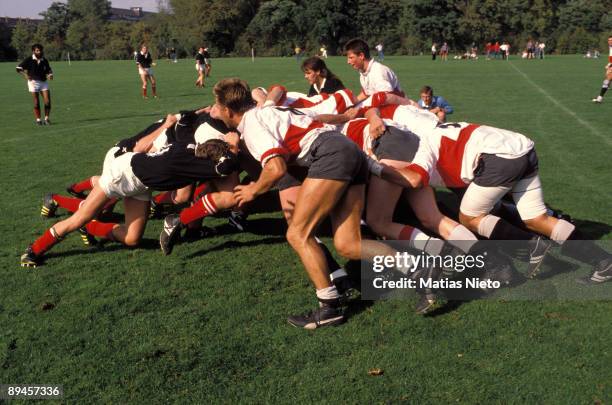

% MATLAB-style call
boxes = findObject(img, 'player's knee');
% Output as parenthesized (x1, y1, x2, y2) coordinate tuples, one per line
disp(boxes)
(333, 237, 359, 260)
(123, 234, 142, 247)
(285, 226, 305, 249)
(458, 212, 479, 232)
(603, 79, 610, 88)
(523, 213, 549, 231)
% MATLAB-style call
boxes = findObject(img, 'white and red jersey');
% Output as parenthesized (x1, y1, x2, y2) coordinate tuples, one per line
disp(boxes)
(360, 60, 402, 96)
(376, 104, 439, 137)
(407, 122, 534, 188)
(341, 118, 372, 152)
(237, 106, 335, 166)
(266, 85, 354, 114)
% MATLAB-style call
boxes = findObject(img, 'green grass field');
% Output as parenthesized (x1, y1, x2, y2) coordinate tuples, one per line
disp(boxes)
(0, 55, 611, 403)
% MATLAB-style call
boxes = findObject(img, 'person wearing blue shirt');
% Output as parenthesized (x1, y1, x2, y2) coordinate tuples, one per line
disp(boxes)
(417, 85, 453, 122)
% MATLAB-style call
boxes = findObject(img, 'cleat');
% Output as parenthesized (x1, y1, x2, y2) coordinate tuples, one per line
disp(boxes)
(183, 226, 216, 241)
(526, 236, 552, 279)
(20, 246, 40, 267)
(592, 96, 603, 103)
(228, 211, 248, 232)
(332, 275, 361, 303)
(576, 258, 612, 285)
(149, 200, 162, 219)
(44, 118, 51, 125)
(66, 185, 87, 199)
(287, 301, 345, 329)
(41, 193, 58, 218)
(414, 292, 442, 315)
(78, 227, 97, 247)
(160, 214, 183, 255)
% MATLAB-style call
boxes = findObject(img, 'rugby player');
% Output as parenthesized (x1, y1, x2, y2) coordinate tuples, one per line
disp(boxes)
(592, 36, 612, 103)
(21, 115, 239, 267)
(16, 44, 53, 125)
(208, 78, 434, 328)
(375, 117, 612, 282)
(136, 44, 157, 99)
(195, 46, 207, 87)
(344, 38, 404, 103)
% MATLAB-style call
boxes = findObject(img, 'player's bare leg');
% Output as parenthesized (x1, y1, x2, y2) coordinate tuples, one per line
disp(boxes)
(140, 74, 148, 98)
(149, 75, 157, 98)
(108, 197, 149, 246)
(41, 89, 51, 124)
(31, 91, 42, 124)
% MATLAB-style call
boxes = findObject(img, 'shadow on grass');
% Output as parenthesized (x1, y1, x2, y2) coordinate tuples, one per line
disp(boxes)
(184, 236, 287, 259)
(44, 237, 160, 261)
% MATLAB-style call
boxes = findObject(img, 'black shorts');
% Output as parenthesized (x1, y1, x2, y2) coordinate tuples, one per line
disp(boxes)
(277, 132, 368, 190)
(237, 149, 262, 180)
(372, 126, 420, 162)
(473, 149, 538, 188)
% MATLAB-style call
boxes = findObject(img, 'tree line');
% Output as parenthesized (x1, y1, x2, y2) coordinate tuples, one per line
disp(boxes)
(2, 0, 610, 61)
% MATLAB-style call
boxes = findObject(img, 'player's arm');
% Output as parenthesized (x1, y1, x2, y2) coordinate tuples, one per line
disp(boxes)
(364, 107, 386, 139)
(234, 156, 286, 207)
(15, 60, 30, 80)
(367, 158, 423, 188)
(355, 89, 368, 102)
(133, 114, 178, 153)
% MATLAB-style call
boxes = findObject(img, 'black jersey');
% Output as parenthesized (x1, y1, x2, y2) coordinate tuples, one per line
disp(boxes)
(131, 142, 238, 191)
(195, 53, 205, 65)
(136, 52, 153, 68)
(16, 56, 52, 81)
(307, 76, 345, 97)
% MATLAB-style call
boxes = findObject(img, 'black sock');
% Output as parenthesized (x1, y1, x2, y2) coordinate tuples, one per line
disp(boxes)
(490, 219, 534, 240)
(561, 229, 610, 266)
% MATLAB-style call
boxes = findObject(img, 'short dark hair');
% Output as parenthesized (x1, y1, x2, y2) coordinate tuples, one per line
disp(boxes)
(213, 78, 256, 114)
(32, 43, 43, 51)
(420, 85, 433, 96)
(195, 139, 230, 161)
(344, 38, 370, 59)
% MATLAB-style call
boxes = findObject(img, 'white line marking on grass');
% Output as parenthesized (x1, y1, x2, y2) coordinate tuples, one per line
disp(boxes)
(508, 62, 611, 147)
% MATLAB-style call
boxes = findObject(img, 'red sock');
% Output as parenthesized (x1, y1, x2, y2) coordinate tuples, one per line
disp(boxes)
(180, 193, 217, 225)
(85, 220, 117, 240)
(192, 183, 209, 202)
(142, 87, 147, 97)
(398, 225, 415, 240)
(31, 228, 60, 255)
(152, 86, 157, 96)
(72, 178, 93, 193)
(52, 194, 83, 213)
(153, 191, 175, 205)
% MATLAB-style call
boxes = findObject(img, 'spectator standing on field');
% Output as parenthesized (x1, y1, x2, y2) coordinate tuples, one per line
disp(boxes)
(431, 43, 437, 60)
(440, 42, 449, 61)
(375, 43, 384, 61)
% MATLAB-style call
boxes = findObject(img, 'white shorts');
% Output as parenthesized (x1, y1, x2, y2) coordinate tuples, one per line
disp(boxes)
(195, 64, 205, 72)
(27, 80, 49, 93)
(98, 147, 151, 201)
(460, 175, 547, 220)
(138, 67, 154, 76)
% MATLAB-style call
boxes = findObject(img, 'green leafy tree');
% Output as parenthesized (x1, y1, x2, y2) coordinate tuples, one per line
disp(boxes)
(10, 21, 36, 59)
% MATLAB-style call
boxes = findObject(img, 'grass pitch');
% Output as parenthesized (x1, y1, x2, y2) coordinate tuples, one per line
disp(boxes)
(0, 55, 611, 403)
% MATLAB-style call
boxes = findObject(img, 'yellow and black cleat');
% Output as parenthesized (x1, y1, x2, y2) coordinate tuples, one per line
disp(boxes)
(20, 246, 39, 268)
(41, 193, 58, 218)
(78, 227, 97, 247)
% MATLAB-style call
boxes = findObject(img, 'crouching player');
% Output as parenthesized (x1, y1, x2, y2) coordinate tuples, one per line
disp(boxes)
(21, 117, 239, 267)
(388, 121, 611, 282)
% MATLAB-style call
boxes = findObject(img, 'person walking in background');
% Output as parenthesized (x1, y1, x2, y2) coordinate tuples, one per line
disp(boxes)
(431, 43, 437, 60)
(294, 46, 302, 63)
(538, 42, 545, 59)
(16, 43, 53, 125)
